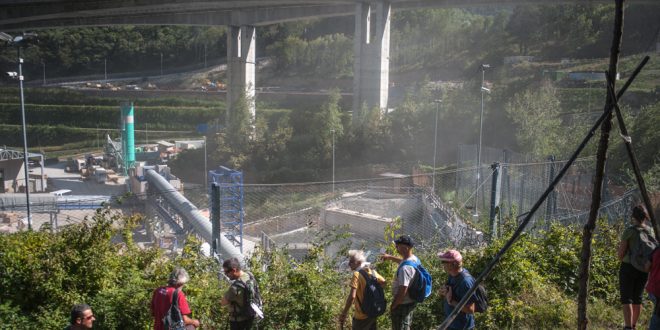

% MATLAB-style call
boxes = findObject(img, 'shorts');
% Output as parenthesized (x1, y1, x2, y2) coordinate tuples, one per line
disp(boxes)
(619, 262, 648, 305)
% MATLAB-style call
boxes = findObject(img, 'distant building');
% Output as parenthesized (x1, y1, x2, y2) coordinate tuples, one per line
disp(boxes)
(567, 71, 619, 82)
(0, 149, 46, 193)
(503, 56, 535, 65)
(175, 140, 204, 150)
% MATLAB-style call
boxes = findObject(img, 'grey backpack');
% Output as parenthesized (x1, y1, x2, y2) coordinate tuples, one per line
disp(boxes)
(629, 226, 657, 272)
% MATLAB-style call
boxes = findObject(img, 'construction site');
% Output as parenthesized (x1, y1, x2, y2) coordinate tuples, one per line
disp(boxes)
(1, 95, 645, 262)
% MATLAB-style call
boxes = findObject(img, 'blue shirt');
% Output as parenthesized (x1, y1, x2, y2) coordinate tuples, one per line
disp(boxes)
(443, 269, 476, 330)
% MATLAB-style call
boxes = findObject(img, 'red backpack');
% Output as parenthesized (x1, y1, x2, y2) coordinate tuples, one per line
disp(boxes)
(646, 248, 660, 296)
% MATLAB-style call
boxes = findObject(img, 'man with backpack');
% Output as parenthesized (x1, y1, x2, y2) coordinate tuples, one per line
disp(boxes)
(151, 267, 201, 330)
(618, 204, 657, 330)
(381, 235, 425, 330)
(339, 250, 387, 330)
(438, 249, 476, 330)
(221, 257, 262, 330)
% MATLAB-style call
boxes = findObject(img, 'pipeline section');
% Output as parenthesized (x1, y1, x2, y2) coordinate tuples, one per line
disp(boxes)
(145, 168, 243, 260)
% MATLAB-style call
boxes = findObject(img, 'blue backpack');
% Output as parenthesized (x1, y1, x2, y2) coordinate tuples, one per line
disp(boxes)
(399, 259, 432, 302)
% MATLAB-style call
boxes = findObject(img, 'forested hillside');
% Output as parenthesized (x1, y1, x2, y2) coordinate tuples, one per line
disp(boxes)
(0, 3, 658, 185)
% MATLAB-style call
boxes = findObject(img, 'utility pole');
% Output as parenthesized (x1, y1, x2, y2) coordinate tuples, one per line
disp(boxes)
(331, 129, 335, 194)
(104, 58, 107, 82)
(41, 60, 45, 85)
(432, 99, 442, 194)
(160, 53, 163, 76)
(204, 135, 208, 192)
(475, 63, 490, 217)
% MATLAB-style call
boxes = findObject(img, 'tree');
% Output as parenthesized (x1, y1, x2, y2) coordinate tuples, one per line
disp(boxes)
(506, 5, 543, 55)
(505, 81, 565, 158)
(313, 89, 344, 164)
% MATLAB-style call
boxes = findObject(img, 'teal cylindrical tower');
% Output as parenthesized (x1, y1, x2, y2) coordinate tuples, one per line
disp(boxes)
(121, 102, 135, 169)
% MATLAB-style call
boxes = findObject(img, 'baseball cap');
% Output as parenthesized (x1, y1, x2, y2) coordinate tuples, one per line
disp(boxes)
(437, 249, 462, 263)
(394, 235, 415, 247)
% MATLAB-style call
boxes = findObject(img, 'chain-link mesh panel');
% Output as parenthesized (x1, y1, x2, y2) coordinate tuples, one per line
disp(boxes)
(1, 157, 652, 258)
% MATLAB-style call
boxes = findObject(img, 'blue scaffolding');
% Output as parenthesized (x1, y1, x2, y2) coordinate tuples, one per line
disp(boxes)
(209, 166, 244, 252)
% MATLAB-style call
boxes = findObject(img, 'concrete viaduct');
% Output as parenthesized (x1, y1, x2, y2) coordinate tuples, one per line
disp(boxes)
(0, 0, 654, 123)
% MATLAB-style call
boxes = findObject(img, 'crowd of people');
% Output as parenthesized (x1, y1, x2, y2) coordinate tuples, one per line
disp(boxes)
(64, 205, 659, 330)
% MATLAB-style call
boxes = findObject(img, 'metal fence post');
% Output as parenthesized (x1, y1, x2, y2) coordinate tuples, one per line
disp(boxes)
(211, 183, 220, 257)
(489, 162, 501, 240)
(545, 155, 556, 222)
(503, 149, 512, 218)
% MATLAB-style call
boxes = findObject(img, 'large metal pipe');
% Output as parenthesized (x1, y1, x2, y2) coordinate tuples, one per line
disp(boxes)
(145, 169, 243, 260)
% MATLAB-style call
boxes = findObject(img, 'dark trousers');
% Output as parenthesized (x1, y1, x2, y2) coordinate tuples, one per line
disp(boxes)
(390, 303, 416, 330)
(229, 319, 254, 330)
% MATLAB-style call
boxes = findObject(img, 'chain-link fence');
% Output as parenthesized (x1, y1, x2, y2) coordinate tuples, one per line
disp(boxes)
(0, 156, 652, 259)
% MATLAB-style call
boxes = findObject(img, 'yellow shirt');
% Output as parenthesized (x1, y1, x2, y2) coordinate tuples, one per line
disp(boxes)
(349, 267, 385, 320)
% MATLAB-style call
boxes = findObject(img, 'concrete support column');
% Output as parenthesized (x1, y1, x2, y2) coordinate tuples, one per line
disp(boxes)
(353, 1, 390, 124)
(226, 25, 256, 125)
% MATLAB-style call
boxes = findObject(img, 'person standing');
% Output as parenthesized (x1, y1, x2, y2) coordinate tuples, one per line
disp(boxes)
(64, 304, 95, 329)
(381, 235, 419, 330)
(339, 250, 387, 330)
(437, 249, 476, 330)
(646, 246, 660, 330)
(618, 204, 656, 330)
(221, 257, 258, 330)
(151, 267, 201, 330)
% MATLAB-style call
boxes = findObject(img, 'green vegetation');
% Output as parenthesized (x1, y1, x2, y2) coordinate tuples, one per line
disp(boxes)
(0, 209, 645, 329)
(1, 4, 658, 186)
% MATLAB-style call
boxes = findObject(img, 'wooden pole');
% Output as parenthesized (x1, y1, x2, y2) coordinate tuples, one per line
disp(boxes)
(577, 1, 625, 328)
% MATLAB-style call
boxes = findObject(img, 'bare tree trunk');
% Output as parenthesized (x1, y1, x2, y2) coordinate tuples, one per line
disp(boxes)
(577, 1, 625, 329)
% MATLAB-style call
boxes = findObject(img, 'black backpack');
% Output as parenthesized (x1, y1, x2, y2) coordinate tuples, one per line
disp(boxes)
(162, 289, 186, 330)
(358, 269, 387, 318)
(450, 271, 488, 313)
(231, 272, 263, 320)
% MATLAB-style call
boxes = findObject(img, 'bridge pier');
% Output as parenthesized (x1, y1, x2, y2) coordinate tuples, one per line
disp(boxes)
(226, 25, 256, 126)
(353, 1, 390, 123)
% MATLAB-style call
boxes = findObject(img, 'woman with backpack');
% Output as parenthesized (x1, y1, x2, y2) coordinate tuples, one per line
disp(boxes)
(618, 204, 656, 330)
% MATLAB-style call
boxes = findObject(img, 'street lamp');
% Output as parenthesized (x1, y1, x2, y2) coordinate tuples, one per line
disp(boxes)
(160, 53, 163, 76)
(331, 129, 335, 194)
(1, 31, 37, 230)
(432, 99, 442, 194)
(474, 64, 490, 217)
(104, 58, 107, 82)
(41, 60, 45, 85)
(203, 135, 208, 192)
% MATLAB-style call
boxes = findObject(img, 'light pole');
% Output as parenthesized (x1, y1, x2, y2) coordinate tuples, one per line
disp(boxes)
(41, 60, 45, 85)
(1, 31, 37, 230)
(160, 53, 163, 76)
(203, 135, 208, 192)
(204, 44, 207, 68)
(104, 58, 107, 82)
(474, 64, 490, 217)
(432, 99, 442, 194)
(331, 129, 335, 194)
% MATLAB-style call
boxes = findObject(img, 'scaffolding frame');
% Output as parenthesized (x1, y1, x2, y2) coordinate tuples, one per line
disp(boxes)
(209, 166, 244, 252)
